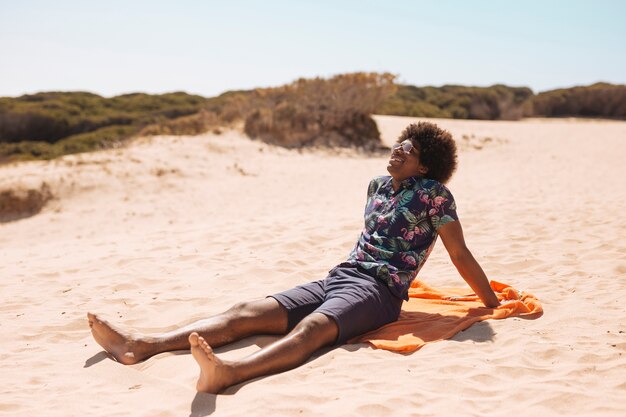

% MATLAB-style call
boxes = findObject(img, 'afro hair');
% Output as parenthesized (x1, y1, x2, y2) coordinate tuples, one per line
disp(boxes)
(397, 122, 458, 184)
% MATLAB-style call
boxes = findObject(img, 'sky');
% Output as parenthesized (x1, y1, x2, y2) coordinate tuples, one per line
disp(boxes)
(1, 0, 625, 97)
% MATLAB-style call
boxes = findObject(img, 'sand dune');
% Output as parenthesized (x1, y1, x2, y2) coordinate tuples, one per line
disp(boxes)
(1, 115, 625, 416)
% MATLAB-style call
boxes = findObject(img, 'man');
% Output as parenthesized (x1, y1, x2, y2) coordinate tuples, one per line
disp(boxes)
(88, 121, 500, 394)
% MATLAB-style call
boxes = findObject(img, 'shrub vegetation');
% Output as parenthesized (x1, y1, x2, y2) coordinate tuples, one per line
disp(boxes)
(0, 183, 52, 222)
(377, 84, 534, 120)
(243, 72, 396, 149)
(1, 78, 624, 164)
(0, 91, 206, 162)
(530, 83, 626, 118)
(377, 82, 625, 121)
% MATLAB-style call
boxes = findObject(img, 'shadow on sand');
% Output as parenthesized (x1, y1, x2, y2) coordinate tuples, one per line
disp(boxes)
(83, 351, 110, 368)
(189, 393, 216, 417)
(450, 321, 496, 343)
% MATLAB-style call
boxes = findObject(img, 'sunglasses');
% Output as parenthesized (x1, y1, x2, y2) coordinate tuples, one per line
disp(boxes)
(392, 140, 416, 155)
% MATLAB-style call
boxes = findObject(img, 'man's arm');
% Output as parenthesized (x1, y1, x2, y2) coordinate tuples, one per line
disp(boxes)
(438, 220, 500, 308)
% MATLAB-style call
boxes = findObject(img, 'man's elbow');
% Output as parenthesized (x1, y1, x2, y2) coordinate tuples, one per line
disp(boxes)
(448, 245, 472, 264)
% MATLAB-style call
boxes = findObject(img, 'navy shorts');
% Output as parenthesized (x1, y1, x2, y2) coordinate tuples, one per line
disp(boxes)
(269, 264, 403, 344)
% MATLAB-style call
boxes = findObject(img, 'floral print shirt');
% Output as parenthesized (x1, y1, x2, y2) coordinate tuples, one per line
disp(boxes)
(346, 175, 458, 300)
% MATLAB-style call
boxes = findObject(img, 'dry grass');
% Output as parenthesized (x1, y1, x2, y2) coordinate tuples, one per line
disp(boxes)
(242, 72, 396, 149)
(0, 183, 53, 222)
(139, 109, 223, 136)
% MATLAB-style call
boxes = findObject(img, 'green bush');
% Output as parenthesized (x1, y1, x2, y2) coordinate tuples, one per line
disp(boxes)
(0, 125, 136, 163)
(377, 84, 534, 120)
(531, 83, 626, 118)
(0, 91, 207, 162)
(0, 91, 205, 144)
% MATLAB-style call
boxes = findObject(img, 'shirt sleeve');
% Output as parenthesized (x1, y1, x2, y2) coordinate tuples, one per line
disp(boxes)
(430, 183, 459, 231)
(364, 177, 383, 209)
(366, 177, 379, 199)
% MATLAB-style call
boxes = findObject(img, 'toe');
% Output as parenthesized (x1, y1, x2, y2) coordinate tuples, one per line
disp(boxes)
(189, 332, 200, 346)
(200, 342, 213, 356)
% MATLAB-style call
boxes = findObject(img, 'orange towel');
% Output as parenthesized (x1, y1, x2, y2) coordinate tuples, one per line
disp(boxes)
(349, 279, 542, 352)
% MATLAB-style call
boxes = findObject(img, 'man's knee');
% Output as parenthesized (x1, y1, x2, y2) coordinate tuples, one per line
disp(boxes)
(226, 301, 255, 318)
(227, 299, 270, 318)
(291, 313, 338, 346)
(225, 298, 288, 333)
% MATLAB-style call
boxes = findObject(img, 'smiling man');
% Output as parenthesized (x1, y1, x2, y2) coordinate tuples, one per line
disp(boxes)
(88, 121, 500, 394)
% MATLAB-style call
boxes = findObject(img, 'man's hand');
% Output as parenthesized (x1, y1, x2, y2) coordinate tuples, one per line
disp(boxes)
(438, 220, 500, 308)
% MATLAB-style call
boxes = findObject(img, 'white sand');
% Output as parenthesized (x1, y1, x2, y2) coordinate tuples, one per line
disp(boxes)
(1, 115, 625, 416)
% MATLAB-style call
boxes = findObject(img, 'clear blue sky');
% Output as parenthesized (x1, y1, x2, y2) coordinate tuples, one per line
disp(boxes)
(1, 0, 624, 97)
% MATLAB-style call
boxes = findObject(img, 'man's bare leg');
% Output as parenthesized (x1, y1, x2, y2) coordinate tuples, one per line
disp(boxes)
(87, 298, 288, 365)
(188, 312, 339, 393)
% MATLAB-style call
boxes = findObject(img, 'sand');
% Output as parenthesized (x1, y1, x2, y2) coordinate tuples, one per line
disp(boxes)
(1, 115, 625, 416)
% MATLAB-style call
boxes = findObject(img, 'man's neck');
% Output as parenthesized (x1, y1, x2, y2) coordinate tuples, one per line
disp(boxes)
(391, 178, 402, 192)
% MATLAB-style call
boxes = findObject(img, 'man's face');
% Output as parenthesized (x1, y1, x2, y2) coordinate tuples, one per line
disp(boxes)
(387, 140, 428, 181)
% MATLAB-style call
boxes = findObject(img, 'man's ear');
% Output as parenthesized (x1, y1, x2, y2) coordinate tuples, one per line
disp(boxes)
(419, 165, 428, 175)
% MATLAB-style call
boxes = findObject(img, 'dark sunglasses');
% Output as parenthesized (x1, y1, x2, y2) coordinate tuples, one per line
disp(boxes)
(392, 140, 415, 155)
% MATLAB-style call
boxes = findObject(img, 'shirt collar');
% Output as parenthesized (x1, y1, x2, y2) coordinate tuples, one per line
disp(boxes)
(400, 176, 420, 189)
(386, 176, 421, 194)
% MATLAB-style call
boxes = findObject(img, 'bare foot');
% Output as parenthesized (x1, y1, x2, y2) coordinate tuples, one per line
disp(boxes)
(189, 332, 233, 394)
(87, 312, 152, 365)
